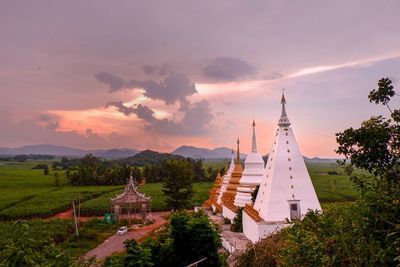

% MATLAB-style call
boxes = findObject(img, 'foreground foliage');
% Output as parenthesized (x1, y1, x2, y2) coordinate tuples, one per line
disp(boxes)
(104, 211, 222, 267)
(0, 219, 123, 265)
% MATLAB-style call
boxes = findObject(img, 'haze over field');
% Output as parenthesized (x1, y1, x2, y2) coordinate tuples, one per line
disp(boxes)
(1, 1, 400, 157)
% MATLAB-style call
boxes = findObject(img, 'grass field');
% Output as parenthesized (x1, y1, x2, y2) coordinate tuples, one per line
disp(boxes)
(0, 161, 122, 219)
(0, 159, 360, 220)
(306, 161, 359, 202)
(0, 161, 213, 219)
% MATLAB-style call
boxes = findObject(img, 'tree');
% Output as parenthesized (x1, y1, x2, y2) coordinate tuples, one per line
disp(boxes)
(169, 211, 221, 267)
(162, 159, 194, 210)
(336, 77, 400, 182)
(335, 77, 400, 265)
(124, 239, 153, 267)
(131, 166, 142, 183)
(43, 167, 49, 175)
(54, 172, 60, 187)
(0, 221, 74, 267)
(51, 161, 60, 170)
(231, 208, 243, 232)
(106, 211, 223, 267)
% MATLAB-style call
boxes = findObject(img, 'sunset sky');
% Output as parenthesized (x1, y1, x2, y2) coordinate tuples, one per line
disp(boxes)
(1, 1, 400, 157)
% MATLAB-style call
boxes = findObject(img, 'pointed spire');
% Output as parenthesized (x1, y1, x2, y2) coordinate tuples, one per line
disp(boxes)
(236, 138, 241, 164)
(228, 149, 235, 171)
(278, 90, 291, 127)
(281, 92, 287, 117)
(251, 120, 257, 153)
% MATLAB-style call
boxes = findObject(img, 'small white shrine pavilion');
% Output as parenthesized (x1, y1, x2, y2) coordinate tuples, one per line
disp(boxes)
(243, 93, 321, 243)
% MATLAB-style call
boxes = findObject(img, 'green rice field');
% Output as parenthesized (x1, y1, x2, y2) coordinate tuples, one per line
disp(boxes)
(0, 161, 213, 219)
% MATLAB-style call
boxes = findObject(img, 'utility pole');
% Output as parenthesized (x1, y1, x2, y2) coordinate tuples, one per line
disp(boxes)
(72, 200, 79, 238)
(78, 194, 81, 226)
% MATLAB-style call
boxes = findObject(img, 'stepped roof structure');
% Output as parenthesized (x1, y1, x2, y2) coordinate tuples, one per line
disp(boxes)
(221, 139, 244, 220)
(203, 170, 223, 209)
(235, 120, 265, 207)
(215, 150, 235, 210)
(243, 93, 321, 242)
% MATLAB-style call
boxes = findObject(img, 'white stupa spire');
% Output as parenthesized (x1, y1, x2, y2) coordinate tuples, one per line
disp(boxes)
(234, 119, 265, 207)
(278, 91, 291, 127)
(251, 120, 257, 153)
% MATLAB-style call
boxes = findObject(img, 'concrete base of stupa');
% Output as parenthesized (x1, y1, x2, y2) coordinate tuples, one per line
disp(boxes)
(222, 204, 237, 222)
(234, 186, 254, 207)
(242, 206, 289, 243)
(211, 202, 222, 213)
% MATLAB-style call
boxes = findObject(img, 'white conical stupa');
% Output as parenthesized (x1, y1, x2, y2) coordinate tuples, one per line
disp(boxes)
(213, 149, 235, 212)
(243, 92, 321, 243)
(234, 120, 265, 207)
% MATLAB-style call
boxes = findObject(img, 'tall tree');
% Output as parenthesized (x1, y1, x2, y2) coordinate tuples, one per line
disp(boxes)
(162, 159, 194, 210)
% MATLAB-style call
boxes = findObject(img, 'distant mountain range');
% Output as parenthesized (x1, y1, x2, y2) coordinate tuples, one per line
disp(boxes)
(0, 144, 139, 159)
(304, 156, 339, 163)
(0, 144, 340, 161)
(171, 145, 247, 159)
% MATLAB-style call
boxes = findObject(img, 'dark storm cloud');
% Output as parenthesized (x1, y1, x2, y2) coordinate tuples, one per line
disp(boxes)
(202, 57, 256, 81)
(106, 101, 156, 121)
(37, 113, 60, 130)
(127, 73, 197, 105)
(142, 65, 157, 75)
(264, 72, 283, 80)
(142, 63, 169, 76)
(94, 72, 125, 92)
(107, 100, 213, 135)
(95, 72, 197, 105)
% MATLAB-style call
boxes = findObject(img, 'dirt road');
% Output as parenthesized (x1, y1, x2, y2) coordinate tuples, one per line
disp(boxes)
(84, 212, 170, 260)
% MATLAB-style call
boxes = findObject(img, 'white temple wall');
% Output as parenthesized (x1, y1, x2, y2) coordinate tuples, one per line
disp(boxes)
(243, 212, 290, 243)
(242, 211, 261, 243)
(211, 204, 218, 213)
(222, 205, 237, 222)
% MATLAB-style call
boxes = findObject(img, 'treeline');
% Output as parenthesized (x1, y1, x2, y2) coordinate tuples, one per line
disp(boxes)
(58, 153, 219, 186)
(0, 154, 55, 162)
(66, 155, 142, 186)
(143, 158, 217, 183)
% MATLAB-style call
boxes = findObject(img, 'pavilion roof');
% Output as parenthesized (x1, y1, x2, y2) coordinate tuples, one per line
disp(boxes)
(111, 175, 151, 204)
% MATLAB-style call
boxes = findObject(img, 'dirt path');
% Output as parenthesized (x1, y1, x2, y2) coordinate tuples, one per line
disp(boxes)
(84, 211, 170, 260)
(50, 208, 103, 222)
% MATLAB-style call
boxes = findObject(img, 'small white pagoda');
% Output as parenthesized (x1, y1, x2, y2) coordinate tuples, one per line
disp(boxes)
(234, 120, 265, 207)
(214, 150, 235, 213)
(243, 93, 321, 243)
(221, 139, 243, 221)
